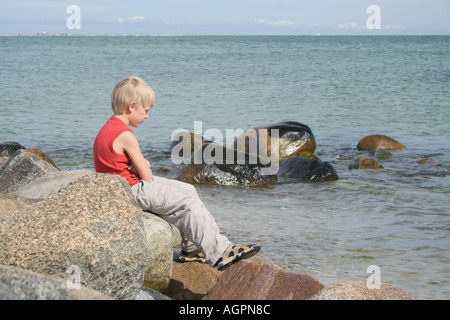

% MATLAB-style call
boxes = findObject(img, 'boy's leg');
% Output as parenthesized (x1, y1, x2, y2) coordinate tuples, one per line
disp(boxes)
(131, 176, 231, 266)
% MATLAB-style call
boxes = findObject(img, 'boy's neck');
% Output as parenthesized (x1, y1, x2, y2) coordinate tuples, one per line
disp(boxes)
(113, 114, 130, 126)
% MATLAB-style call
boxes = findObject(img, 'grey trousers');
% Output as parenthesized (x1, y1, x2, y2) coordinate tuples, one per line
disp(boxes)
(131, 176, 231, 266)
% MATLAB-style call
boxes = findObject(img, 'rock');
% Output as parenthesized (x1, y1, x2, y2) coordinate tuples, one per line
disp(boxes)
(169, 131, 212, 162)
(349, 155, 384, 170)
(141, 211, 173, 292)
(25, 147, 59, 170)
(0, 149, 59, 194)
(134, 286, 171, 300)
(277, 156, 338, 182)
(418, 158, 435, 164)
(357, 135, 406, 151)
(0, 194, 35, 221)
(13, 169, 94, 200)
(176, 143, 278, 186)
(0, 173, 149, 300)
(308, 280, 415, 300)
(371, 148, 392, 160)
(176, 162, 278, 187)
(0, 264, 112, 300)
(234, 121, 317, 162)
(163, 259, 223, 300)
(0, 141, 25, 157)
(203, 260, 324, 300)
(164, 253, 275, 300)
(0, 157, 8, 168)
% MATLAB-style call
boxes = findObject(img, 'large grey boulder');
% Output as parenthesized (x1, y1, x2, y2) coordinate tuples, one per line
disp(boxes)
(0, 173, 149, 300)
(0, 149, 59, 194)
(14, 169, 94, 200)
(0, 264, 112, 300)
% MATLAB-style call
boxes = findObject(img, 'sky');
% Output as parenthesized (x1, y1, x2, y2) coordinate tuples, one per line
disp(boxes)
(0, 0, 449, 35)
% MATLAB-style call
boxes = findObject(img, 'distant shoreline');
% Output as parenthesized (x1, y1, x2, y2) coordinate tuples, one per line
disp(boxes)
(1, 33, 449, 37)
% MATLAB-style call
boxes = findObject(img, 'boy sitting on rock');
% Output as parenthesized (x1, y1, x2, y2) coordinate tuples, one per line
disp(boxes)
(93, 76, 260, 270)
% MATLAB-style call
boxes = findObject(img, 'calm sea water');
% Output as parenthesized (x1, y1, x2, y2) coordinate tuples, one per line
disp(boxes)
(1, 35, 449, 299)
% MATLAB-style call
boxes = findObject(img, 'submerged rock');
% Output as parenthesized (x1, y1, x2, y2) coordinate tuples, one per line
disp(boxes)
(277, 156, 338, 182)
(357, 134, 406, 151)
(349, 155, 384, 170)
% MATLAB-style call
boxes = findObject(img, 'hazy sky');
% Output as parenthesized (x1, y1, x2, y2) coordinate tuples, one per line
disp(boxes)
(1, 0, 449, 35)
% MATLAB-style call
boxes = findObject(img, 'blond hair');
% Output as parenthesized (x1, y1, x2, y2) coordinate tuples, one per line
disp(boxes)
(111, 76, 155, 114)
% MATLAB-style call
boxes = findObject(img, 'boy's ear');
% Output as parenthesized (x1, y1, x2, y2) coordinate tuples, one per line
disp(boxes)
(127, 102, 136, 113)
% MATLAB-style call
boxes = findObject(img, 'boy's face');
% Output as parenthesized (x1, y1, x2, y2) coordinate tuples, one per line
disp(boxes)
(129, 103, 151, 128)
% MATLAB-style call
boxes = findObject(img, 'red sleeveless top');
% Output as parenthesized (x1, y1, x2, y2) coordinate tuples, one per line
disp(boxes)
(93, 116, 140, 186)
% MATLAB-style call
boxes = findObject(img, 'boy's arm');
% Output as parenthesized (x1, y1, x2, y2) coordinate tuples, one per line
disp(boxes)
(114, 131, 153, 182)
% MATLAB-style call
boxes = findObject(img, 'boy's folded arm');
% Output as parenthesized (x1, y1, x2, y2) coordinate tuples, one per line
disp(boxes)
(117, 131, 153, 182)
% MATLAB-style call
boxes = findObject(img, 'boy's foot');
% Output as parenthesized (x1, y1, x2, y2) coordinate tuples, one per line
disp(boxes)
(177, 250, 206, 263)
(214, 244, 261, 271)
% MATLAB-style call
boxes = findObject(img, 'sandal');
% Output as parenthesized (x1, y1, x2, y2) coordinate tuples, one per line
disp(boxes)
(177, 250, 206, 263)
(214, 243, 261, 271)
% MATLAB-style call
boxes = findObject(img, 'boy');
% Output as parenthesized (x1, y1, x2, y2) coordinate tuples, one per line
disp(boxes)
(93, 76, 260, 270)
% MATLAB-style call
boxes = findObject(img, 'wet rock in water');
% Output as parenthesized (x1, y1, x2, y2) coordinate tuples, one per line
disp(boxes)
(176, 162, 278, 187)
(176, 143, 278, 187)
(169, 131, 212, 162)
(277, 156, 338, 182)
(0, 173, 149, 300)
(234, 121, 317, 161)
(357, 134, 406, 151)
(371, 148, 392, 160)
(349, 155, 384, 170)
(0, 141, 25, 157)
(0, 149, 59, 194)
(418, 158, 435, 164)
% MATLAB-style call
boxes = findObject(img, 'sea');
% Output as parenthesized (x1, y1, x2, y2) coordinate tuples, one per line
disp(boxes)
(0, 35, 449, 299)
